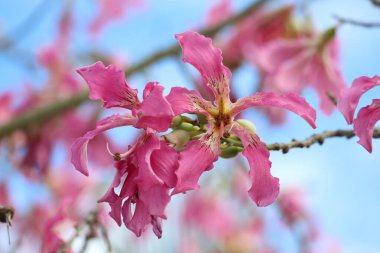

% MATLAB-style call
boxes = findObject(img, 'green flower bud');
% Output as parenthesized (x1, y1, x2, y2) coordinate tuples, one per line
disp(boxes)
(236, 119, 256, 133)
(220, 146, 243, 159)
(178, 122, 200, 132)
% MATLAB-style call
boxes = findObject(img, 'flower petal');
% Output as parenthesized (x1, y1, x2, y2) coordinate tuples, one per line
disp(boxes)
(353, 99, 380, 153)
(71, 114, 137, 176)
(133, 82, 174, 132)
(172, 132, 220, 195)
(176, 31, 231, 99)
(166, 87, 215, 116)
(77, 61, 140, 109)
(151, 140, 179, 188)
(231, 123, 279, 207)
(231, 92, 316, 128)
(338, 76, 380, 124)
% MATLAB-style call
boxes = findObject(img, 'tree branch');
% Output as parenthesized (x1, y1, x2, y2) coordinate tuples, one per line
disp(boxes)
(267, 127, 380, 153)
(0, 0, 267, 140)
(334, 15, 380, 28)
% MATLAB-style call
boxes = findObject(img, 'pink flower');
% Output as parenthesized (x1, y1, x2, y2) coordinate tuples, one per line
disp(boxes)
(89, 0, 144, 35)
(338, 75, 380, 152)
(220, 4, 294, 68)
(258, 28, 346, 115)
(168, 31, 316, 206)
(72, 61, 174, 176)
(98, 129, 178, 238)
(182, 192, 235, 239)
(72, 62, 176, 237)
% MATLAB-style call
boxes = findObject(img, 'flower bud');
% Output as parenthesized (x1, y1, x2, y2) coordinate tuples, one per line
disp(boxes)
(236, 119, 256, 133)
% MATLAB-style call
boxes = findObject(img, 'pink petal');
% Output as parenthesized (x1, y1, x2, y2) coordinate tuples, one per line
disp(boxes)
(353, 99, 380, 153)
(133, 82, 174, 132)
(132, 132, 170, 218)
(272, 50, 312, 92)
(71, 114, 137, 176)
(166, 87, 215, 115)
(231, 92, 316, 128)
(231, 124, 279, 207)
(257, 38, 309, 74)
(172, 132, 220, 195)
(338, 76, 380, 124)
(151, 140, 179, 188)
(176, 31, 231, 99)
(76, 61, 140, 109)
(99, 188, 123, 226)
(122, 198, 151, 237)
(308, 40, 346, 115)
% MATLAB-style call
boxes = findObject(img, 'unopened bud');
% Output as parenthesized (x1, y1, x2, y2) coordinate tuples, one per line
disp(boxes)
(220, 146, 243, 158)
(236, 119, 256, 133)
(178, 122, 200, 132)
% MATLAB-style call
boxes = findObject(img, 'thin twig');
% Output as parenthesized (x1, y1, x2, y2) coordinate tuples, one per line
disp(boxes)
(334, 15, 380, 28)
(0, 0, 53, 50)
(0, 0, 267, 140)
(371, 0, 380, 7)
(267, 127, 380, 153)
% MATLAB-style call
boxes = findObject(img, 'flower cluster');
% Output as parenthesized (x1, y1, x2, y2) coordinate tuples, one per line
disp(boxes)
(72, 31, 316, 237)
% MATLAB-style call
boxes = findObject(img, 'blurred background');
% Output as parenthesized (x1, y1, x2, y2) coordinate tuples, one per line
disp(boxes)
(0, 0, 379, 252)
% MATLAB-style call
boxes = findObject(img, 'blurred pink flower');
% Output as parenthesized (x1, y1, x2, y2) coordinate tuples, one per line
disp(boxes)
(258, 28, 346, 115)
(168, 31, 316, 206)
(89, 0, 144, 35)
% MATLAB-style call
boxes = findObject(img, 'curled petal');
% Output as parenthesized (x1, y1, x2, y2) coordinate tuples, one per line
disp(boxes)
(122, 199, 150, 237)
(353, 99, 380, 153)
(132, 132, 170, 218)
(231, 124, 279, 207)
(77, 61, 140, 109)
(231, 92, 316, 128)
(133, 82, 174, 132)
(98, 188, 123, 226)
(338, 76, 380, 124)
(151, 141, 179, 188)
(71, 114, 137, 176)
(167, 87, 215, 116)
(176, 31, 231, 99)
(172, 132, 220, 195)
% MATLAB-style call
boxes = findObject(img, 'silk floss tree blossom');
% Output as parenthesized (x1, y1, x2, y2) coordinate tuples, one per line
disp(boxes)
(71, 31, 316, 238)
(338, 75, 380, 153)
(167, 31, 316, 206)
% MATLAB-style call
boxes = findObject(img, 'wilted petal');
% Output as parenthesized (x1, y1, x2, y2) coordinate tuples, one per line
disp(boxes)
(167, 87, 215, 115)
(71, 114, 137, 176)
(77, 61, 140, 109)
(133, 82, 174, 132)
(231, 124, 279, 207)
(176, 31, 231, 99)
(98, 188, 123, 226)
(122, 198, 150, 237)
(353, 99, 380, 153)
(338, 76, 380, 124)
(151, 141, 179, 188)
(172, 132, 220, 195)
(231, 92, 316, 128)
(132, 132, 170, 218)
